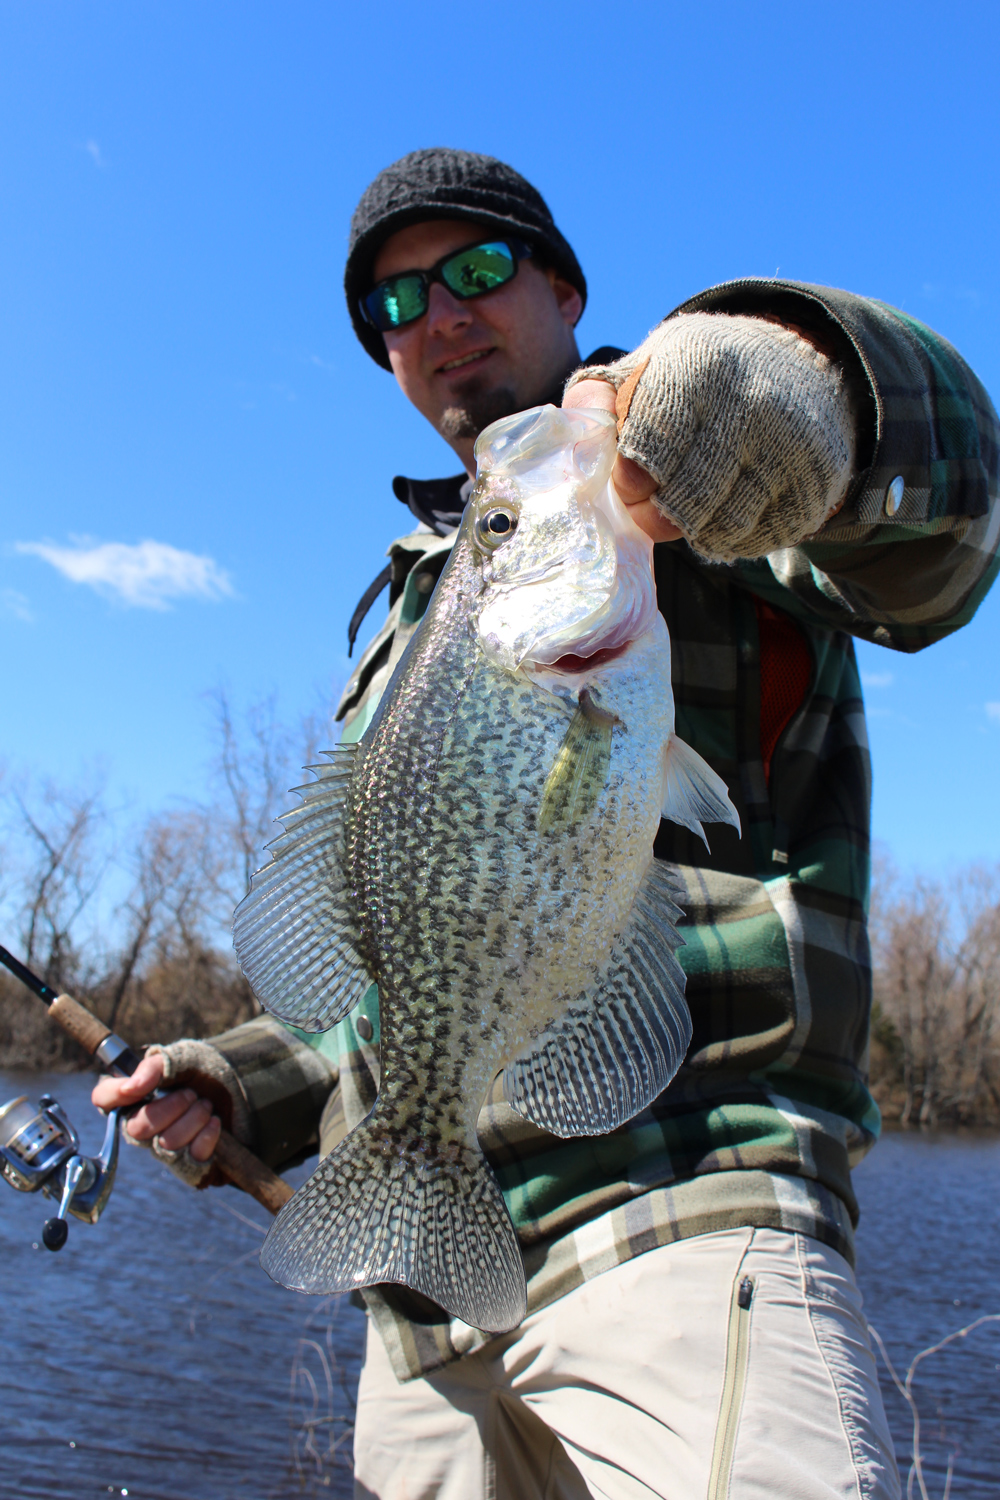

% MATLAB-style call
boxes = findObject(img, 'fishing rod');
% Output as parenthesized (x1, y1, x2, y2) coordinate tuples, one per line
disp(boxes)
(0, 944, 292, 1251)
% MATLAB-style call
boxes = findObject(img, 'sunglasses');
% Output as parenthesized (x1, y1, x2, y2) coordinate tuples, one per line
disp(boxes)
(362, 238, 533, 333)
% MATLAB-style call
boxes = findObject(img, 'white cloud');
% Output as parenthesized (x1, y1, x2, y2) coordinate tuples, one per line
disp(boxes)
(986, 702, 1000, 724)
(862, 670, 894, 689)
(16, 538, 234, 611)
(1, 588, 34, 623)
(82, 138, 105, 168)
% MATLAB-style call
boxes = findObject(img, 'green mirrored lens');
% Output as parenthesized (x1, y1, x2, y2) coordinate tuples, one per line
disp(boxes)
(441, 242, 516, 298)
(370, 274, 428, 330)
(365, 241, 521, 331)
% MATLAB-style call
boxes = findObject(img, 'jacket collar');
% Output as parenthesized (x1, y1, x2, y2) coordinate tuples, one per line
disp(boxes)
(391, 473, 472, 537)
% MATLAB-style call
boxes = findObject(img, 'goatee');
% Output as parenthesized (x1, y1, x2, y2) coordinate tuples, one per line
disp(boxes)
(438, 385, 520, 442)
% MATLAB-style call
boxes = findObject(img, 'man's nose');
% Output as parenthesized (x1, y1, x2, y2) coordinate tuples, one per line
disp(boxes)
(425, 280, 473, 339)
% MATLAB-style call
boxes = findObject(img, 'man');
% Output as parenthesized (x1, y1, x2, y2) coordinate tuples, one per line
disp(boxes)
(96, 149, 1000, 1498)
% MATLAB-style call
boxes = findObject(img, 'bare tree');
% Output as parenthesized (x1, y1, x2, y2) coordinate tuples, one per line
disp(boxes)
(8, 777, 108, 990)
(101, 808, 218, 1031)
(0, 691, 335, 1069)
(206, 686, 331, 911)
(0, 778, 109, 1067)
(870, 860, 1000, 1126)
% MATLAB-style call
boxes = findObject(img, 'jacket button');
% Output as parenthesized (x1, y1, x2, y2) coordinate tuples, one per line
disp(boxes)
(885, 476, 904, 516)
(356, 1015, 374, 1041)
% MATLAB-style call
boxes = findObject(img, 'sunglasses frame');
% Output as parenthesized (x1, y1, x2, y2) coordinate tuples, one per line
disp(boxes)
(361, 237, 533, 332)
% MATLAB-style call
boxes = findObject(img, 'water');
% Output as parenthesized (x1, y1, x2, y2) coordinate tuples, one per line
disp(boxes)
(853, 1130, 1000, 1498)
(0, 1070, 366, 1499)
(2, 1072, 998, 1499)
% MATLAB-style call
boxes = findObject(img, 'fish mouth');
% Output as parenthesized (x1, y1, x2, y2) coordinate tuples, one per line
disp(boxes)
(543, 642, 632, 674)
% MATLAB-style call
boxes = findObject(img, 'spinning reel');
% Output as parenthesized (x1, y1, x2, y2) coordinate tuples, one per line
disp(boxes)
(0, 943, 292, 1226)
(0, 1092, 120, 1251)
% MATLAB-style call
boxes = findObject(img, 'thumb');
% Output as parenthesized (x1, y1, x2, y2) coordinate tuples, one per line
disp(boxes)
(562, 377, 617, 414)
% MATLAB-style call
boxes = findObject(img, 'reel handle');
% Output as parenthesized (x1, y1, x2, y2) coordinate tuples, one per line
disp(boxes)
(42, 1155, 87, 1251)
(42, 1218, 69, 1251)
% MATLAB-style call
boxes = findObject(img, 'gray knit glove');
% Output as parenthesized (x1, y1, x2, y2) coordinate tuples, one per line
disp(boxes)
(566, 312, 856, 562)
(122, 1038, 252, 1190)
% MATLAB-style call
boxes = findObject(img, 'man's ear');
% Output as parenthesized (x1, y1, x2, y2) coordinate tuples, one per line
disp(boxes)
(545, 267, 584, 328)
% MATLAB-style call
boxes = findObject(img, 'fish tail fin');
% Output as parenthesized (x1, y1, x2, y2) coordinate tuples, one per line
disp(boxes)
(662, 732, 741, 849)
(260, 1112, 527, 1335)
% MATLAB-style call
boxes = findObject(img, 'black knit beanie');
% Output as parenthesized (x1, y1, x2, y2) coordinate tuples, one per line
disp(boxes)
(345, 148, 587, 370)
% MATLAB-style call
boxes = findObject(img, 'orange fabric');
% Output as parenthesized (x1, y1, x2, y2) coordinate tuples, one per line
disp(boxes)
(615, 356, 651, 431)
(755, 600, 812, 784)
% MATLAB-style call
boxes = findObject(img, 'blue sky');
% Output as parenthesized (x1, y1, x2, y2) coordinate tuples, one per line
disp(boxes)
(1, 0, 998, 872)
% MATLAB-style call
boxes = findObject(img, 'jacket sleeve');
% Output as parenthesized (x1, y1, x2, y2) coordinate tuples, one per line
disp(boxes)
(672, 279, 1000, 651)
(153, 1013, 339, 1176)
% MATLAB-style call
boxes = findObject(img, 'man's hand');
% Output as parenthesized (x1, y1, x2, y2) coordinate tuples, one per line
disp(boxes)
(563, 378, 683, 544)
(92, 1052, 221, 1162)
(564, 313, 856, 562)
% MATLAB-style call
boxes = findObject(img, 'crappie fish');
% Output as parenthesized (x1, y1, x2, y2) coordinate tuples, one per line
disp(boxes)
(233, 405, 740, 1334)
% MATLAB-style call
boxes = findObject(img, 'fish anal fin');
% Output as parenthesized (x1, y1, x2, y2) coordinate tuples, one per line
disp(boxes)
(538, 688, 618, 834)
(233, 743, 372, 1033)
(504, 858, 692, 1137)
(260, 1111, 526, 1335)
(661, 733, 741, 850)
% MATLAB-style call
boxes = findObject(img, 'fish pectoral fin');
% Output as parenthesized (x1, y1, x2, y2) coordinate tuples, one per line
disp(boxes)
(233, 744, 372, 1033)
(504, 858, 692, 1137)
(661, 733, 741, 851)
(260, 1110, 527, 1336)
(538, 689, 617, 834)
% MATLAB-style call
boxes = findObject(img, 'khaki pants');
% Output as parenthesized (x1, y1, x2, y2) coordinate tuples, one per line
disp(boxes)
(353, 1228, 900, 1500)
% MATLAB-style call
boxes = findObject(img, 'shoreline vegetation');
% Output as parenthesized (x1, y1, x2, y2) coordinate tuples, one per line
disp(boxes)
(0, 691, 321, 1073)
(2, 697, 998, 1126)
(869, 859, 1000, 1127)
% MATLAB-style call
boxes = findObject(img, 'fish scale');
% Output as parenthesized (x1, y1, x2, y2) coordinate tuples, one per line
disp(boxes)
(233, 404, 740, 1332)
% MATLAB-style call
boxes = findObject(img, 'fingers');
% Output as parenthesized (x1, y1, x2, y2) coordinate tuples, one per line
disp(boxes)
(90, 1050, 221, 1164)
(91, 1051, 165, 1112)
(563, 375, 689, 546)
(154, 1094, 217, 1154)
(621, 496, 685, 544)
(124, 1087, 212, 1148)
(613, 457, 683, 543)
(613, 453, 658, 506)
(564, 381, 681, 543)
(562, 377, 617, 414)
(190, 1113, 222, 1162)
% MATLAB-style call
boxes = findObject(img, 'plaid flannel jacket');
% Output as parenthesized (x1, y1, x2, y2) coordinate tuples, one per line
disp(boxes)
(209, 282, 999, 1381)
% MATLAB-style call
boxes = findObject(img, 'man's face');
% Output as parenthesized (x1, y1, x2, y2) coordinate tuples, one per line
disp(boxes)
(371, 219, 583, 468)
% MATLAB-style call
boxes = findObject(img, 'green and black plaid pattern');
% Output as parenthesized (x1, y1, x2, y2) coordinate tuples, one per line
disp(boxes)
(210, 1013, 337, 1169)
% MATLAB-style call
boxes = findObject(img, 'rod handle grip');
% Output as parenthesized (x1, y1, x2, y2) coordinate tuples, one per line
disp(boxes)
(50, 993, 110, 1055)
(213, 1128, 294, 1214)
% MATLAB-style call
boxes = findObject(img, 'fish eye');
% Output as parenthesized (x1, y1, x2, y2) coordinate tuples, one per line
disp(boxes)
(475, 507, 518, 550)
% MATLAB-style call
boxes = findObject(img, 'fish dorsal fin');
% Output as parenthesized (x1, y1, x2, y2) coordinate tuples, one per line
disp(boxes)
(538, 689, 617, 834)
(503, 858, 692, 1137)
(232, 745, 372, 1033)
(661, 733, 741, 850)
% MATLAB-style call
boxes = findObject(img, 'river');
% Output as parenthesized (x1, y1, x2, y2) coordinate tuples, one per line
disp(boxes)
(2, 1070, 998, 1499)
